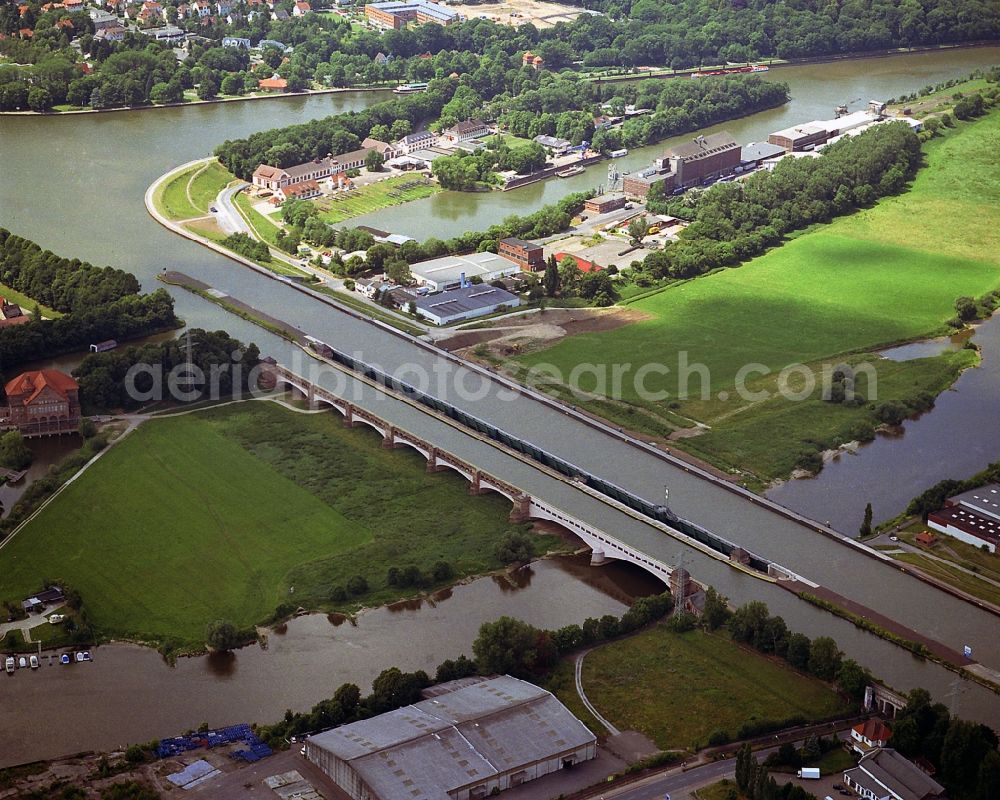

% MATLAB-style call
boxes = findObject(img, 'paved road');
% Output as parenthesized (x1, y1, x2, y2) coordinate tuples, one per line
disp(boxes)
(213, 184, 251, 236)
(575, 650, 620, 736)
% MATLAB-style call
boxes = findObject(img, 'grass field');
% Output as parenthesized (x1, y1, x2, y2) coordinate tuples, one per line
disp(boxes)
(156, 160, 235, 221)
(515, 110, 1000, 481)
(553, 627, 848, 750)
(313, 174, 439, 223)
(234, 191, 282, 246)
(0, 402, 561, 648)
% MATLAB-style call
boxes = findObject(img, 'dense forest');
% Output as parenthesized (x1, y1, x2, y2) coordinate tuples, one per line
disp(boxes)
(0, 229, 179, 369)
(2, 0, 998, 111)
(642, 121, 923, 279)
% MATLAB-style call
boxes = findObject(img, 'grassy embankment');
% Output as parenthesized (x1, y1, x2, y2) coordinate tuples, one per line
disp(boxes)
(313, 174, 439, 224)
(550, 627, 849, 750)
(514, 110, 1000, 485)
(886, 522, 1000, 607)
(0, 402, 564, 649)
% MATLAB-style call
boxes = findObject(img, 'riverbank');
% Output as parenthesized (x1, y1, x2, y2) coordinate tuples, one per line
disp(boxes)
(0, 84, 394, 117)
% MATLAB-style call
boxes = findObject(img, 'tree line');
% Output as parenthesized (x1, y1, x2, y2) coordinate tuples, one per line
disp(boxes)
(4, 0, 998, 112)
(72, 329, 261, 412)
(0, 229, 179, 370)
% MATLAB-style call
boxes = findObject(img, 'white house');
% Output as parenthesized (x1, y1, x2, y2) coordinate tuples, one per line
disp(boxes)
(850, 720, 892, 755)
(440, 119, 490, 144)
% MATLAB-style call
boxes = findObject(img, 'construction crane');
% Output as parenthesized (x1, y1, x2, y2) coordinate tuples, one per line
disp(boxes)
(606, 162, 621, 191)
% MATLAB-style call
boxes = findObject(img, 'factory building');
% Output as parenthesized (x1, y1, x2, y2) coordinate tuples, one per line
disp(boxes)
(304, 676, 597, 800)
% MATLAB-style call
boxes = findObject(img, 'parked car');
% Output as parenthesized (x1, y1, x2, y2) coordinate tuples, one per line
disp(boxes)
(81, 651, 92, 661)
(18, 656, 27, 669)
(4, 656, 14, 673)
(60, 654, 71, 665)
(29, 655, 39, 669)
(889, 535, 899, 541)
(75, 652, 86, 662)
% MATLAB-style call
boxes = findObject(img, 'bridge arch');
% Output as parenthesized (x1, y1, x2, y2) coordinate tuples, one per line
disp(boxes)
(392, 437, 431, 460)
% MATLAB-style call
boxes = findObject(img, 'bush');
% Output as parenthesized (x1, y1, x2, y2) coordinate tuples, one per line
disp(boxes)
(329, 585, 347, 602)
(495, 531, 534, 564)
(346, 575, 368, 596)
(707, 729, 732, 747)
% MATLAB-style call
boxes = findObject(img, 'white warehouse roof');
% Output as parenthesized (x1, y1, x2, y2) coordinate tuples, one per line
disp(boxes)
(409, 251, 520, 289)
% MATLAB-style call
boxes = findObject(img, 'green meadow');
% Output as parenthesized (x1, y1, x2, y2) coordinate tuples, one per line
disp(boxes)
(0, 402, 559, 648)
(515, 110, 1000, 482)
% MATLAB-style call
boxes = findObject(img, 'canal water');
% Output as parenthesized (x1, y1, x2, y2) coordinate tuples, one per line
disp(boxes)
(2, 47, 1000, 758)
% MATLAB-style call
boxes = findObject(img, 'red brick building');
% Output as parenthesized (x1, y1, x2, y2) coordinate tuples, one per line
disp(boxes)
(2, 370, 82, 437)
(498, 237, 544, 271)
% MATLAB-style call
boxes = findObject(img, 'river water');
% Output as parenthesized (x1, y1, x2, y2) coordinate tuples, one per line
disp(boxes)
(2, 47, 1000, 760)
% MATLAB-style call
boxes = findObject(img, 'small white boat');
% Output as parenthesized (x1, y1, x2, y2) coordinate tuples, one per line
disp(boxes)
(609, 148, 629, 158)
(4, 656, 13, 674)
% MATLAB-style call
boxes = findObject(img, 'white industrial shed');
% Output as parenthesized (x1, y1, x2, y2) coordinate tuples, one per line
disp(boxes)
(408, 252, 521, 291)
(304, 675, 597, 800)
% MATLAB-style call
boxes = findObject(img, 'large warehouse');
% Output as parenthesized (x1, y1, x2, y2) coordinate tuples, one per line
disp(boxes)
(304, 675, 597, 800)
(408, 252, 521, 291)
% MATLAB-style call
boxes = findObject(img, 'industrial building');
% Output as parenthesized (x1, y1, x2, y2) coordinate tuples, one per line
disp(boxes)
(364, 0, 460, 29)
(928, 484, 1000, 553)
(407, 284, 521, 325)
(304, 676, 596, 800)
(768, 108, 885, 152)
(409, 252, 520, 291)
(624, 132, 740, 198)
(584, 193, 626, 214)
(498, 237, 544, 271)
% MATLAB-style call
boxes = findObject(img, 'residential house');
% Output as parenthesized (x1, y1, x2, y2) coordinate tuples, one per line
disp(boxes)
(292, 0, 310, 15)
(270, 7, 288, 19)
(222, 35, 251, 48)
(192, 0, 211, 16)
(215, 0, 232, 14)
(276, 180, 322, 202)
(851, 720, 892, 755)
(257, 75, 288, 91)
(62, 0, 84, 12)
(843, 748, 946, 800)
(89, 8, 120, 29)
(533, 134, 571, 155)
(593, 114, 614, 130)
(1, 370, 82, 437)
(374, 51, 389, 64)
(521, 50, 543, 69)
(440, 119, 490, 144)
(94, 23, 126, 39)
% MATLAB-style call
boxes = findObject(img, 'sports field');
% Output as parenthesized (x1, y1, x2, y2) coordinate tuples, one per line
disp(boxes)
(553, 628, 848, 750)
(0, 402, 559, 647)
(314, 174, 439, 223)
(516, 110, 1000, 480)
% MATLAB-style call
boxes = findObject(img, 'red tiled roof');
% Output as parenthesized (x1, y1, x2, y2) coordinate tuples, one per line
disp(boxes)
(0, 316, 31, 329)
(258, 77, 288, 90)
(853, 719, 892, 743)
(5, 370, 79, 405)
